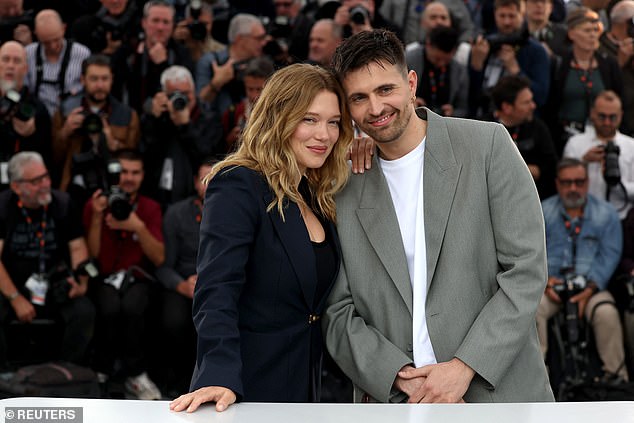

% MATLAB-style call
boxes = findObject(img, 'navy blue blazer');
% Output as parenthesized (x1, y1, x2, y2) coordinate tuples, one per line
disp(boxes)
(190, 166, 341, 402)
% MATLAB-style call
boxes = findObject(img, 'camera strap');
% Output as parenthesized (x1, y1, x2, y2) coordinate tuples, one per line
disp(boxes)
(35, 40, 74, 101)
(562, 212, 583, 272)
(17, 200, 48, 275)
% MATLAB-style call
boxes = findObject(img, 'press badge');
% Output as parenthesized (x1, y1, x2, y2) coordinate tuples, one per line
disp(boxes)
(25, 273, 48, 306)
(0, 162, 8, 185)
(104, 271, 126, 290)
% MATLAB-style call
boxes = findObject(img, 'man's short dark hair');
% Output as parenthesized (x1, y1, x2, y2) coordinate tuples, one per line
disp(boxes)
(244, 56, 276, 80)
(115, 148, 144, 166)
(557, 157, 588, 175)
(494, 0, 522, 10)
(81, 54, 111, 76)
(331, 29, 407, 82)
(490, 75, 531, 110)
(426, 26, 459, 53)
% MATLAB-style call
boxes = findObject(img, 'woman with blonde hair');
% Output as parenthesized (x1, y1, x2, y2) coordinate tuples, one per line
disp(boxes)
(170, 63, 353, 413)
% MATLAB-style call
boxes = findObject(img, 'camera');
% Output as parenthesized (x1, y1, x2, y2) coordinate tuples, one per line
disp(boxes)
(485, 29, 529, 53)
(82, 112, 104, 135)
(603, 140, 621, 187)
(105, 160, 132, 221)
(46, 259, 100, 306)
(349, 5, 371, 25)
(554, 271, 587, 344)
(0, 89, 35, 123)
(169, 91, 189, 111)
(187, 0, 208, 41)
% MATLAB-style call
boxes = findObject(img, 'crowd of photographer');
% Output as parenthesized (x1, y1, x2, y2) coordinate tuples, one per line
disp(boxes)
(1, 0, 634, 401)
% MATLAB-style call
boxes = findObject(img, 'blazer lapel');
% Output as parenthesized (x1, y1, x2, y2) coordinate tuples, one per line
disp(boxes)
(265, 192, 317, 309)
(423, 111, 461, 292)
(357, 159, 413, 317)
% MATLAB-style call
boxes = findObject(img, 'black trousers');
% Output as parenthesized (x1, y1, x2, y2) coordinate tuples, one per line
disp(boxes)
(91, 281, 149, 377)
(161, 289, 195, 392)
(0, 295, 95, 368)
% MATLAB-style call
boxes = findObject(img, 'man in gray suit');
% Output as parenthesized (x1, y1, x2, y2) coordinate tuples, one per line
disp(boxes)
(323, 29, 554, 403)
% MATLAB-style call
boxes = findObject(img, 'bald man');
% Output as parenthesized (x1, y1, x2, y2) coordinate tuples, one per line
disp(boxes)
(0, 41, 52, 189)
(308, 19, 343, 67)
(24, 9, 90, 116)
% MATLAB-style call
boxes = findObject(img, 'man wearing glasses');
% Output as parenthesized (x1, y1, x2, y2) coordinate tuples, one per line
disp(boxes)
(537, 157, 628, 381)
(0, 151, 95, 369)
(563, 90, 634, 219)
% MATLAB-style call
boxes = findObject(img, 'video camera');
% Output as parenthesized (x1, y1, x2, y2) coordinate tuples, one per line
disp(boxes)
(0, 89, 35, 123)
(603, 140, 621, 187)
(187, 0, 208, 41)
(485, 28, 529, 53)
(554, 271, 587, 344)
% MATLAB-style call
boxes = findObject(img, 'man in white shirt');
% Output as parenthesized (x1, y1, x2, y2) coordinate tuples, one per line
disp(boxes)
(563, 90, 634, 219)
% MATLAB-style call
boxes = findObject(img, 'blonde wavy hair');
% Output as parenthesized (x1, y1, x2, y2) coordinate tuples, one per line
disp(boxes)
(204, 63, 353, 222)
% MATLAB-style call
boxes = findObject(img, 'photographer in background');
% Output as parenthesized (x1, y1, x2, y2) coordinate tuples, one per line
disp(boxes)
(333, 0, 402, 39)
(469, 0, 550, 118)
(563, 91, 634, 219)
(195, 13, 268, 115)
(0, 0, 33, 45)
(599, 0, 634, 136)
(0, 41, 52, 190)
(405, 26, 470, 117)
(265, 0, 314, 63)
(69, 0, 141, 55)
(83, 149, 164, 400)
(537, 158, 628, 382)
(490, 75, 557, 199)
(142, 65, 224, 209)
(173, 0, 225, 63)
(52, 54, 139, 208)
(0, 152, 95, 370)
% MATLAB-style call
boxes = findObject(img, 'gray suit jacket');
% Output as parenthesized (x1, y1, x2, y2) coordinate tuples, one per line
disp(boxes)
(324, 109, 554, 403)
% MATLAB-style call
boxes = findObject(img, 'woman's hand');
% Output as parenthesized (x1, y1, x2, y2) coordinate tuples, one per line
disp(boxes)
(169, 386, 237, 413)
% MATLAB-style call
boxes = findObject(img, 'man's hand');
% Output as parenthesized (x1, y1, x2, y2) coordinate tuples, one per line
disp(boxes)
(91, 189, 109, 214)
(170, 386, 237, 413)
(582, 145, 605, 163)
(151, 92, 170, 118)
(527, 164, 541, 181)
(398, 358, 474, 403)
(440, 104, 454, 117)
(12, 295, 36, 322)
(470, 36, 490, 71)
(497, 44, 520, 75)
(173, 20, 191, 42)
(347, 136, 374, 174)
(210, 58, 236, 90)
(545, 276, 563, 303)
(148, 42, 168, 64)
(12, 116, 36, 137)
(570, 287, 595, 317)
(101, 118, 121, 151)
(67, 276, 88, 298)
(61, 107, 85, 139)
(103, 31, 122, 55)
(105, 211, 144, 233)
(393, 365, 426, 402)
(176, 274, 196, 299)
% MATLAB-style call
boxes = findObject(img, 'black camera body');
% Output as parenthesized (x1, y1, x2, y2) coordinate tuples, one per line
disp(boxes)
(169, 91, 189, 111)
(187, 0, 207, 41)
(554, 272, 587, 344)
(104, 160, 132, 221)
(0, 89, 35, 123)
(485, 29, 529, 53)
(603, 140, 621, 187)
(82, 111, 104, 135)
(46, 259, 100, 306)
(349, 5, 371, 25)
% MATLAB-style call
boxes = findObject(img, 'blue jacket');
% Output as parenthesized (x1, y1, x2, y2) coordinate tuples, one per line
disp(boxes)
(542, 194, 622, 289)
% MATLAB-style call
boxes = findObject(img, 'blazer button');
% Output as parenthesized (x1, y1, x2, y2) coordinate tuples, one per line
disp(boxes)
(308, 314, 321, 324)
(406, 343, 413, 352)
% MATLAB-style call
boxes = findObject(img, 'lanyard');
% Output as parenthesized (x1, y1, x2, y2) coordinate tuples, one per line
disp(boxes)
(18, 200, 48, 275)
(562, 213, 583, 273)
(428, 66, 447, 108)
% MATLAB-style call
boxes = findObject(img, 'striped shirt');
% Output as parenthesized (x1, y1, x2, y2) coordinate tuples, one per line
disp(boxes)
(24, 39, 91, 116)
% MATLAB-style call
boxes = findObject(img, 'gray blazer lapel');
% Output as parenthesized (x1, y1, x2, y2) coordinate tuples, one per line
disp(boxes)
(356, 157, 413, 317)
(424, 111, 461, 292)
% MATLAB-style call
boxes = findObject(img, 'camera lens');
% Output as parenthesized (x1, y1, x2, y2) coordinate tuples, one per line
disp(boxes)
(169, 91, 189, 111)
(82, 113, 103, 135)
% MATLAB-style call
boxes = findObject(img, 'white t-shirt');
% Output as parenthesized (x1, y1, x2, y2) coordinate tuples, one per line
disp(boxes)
(379, 137, 437, 367)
